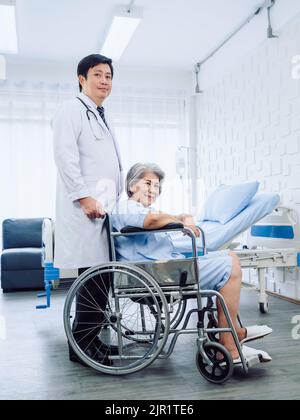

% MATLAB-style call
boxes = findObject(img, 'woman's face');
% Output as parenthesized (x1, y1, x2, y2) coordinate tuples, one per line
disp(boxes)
(130, 172, 161, 207)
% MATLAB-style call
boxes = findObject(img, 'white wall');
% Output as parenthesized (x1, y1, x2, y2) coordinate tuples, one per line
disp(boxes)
(194, 13, 300, 300)
(6, 56, 191, 91)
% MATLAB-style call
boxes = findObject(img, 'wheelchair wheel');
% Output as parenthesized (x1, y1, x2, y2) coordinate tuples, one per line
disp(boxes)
(196, 342, 234, 384)
(64, 263, 170, 375)
(112, 297, 167, 344)
(115, 295, 187, 344)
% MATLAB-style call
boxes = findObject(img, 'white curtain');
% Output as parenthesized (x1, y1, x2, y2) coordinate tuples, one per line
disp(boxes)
(0, 81, 74, 228)
(0, 80, 190, 246)
(108, 87, 190, 213)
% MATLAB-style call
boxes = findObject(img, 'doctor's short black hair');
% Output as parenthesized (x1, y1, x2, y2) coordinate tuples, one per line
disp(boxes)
(77, 54, 114, 92)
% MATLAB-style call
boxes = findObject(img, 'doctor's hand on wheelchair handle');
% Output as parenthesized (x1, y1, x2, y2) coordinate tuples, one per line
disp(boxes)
(79, 197, 106, 219)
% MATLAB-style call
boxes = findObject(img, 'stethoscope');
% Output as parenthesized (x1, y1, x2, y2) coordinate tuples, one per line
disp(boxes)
(77, 97, 106, 141)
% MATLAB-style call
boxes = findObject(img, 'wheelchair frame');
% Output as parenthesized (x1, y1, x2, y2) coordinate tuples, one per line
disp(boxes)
(63, 216, 251, 384)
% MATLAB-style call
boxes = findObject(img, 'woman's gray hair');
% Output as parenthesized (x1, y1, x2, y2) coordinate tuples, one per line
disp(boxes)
(126, 163, 165, 197)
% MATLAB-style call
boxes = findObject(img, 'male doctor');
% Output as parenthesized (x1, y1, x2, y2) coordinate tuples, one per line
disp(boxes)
(53, 54, 123, 365)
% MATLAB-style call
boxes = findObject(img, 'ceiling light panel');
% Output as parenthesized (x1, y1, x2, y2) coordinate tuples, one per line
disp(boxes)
(0, 0, 18, 54)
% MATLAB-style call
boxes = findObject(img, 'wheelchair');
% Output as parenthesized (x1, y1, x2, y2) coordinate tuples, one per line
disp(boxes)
(63, 216, 249, 384)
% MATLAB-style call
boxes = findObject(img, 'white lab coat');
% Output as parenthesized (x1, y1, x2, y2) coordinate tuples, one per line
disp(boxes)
(52, 92, 123, 269)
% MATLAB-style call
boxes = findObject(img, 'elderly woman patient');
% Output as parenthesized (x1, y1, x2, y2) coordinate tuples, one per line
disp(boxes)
(112, 163, 272, 362)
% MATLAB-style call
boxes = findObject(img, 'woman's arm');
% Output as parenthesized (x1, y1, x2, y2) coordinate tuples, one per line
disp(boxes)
(143, 212, 182, 230)
(176, 214, 195, 224)
(144, 212, 201, 237)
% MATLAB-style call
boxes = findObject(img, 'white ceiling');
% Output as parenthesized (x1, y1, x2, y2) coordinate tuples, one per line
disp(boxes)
(11, 0, 266, 70)
(5, 0, 300, 74)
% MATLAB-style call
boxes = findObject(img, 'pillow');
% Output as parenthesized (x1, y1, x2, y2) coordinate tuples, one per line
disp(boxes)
(200, 182, 260, 224)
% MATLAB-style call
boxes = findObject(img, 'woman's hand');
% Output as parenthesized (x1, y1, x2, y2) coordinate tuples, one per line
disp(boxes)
(79, 197, 106, 219)
(184, 224, 201, 238)
(176, 214, 201, 237)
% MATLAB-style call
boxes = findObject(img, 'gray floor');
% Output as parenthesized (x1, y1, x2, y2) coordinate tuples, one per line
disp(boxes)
(0, 287, 300, 400)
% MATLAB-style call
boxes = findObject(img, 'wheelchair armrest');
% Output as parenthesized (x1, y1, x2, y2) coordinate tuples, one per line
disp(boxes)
(120, 223, 184, 234)
(113, 222, 205, 258)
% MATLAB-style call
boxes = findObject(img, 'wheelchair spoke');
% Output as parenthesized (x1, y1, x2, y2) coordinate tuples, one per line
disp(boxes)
(76, 289, 102, 311)
(75, 325, 103, 347)
(94, 271, 111, 298)
(81, 281, 105, 310)
(73, 301, 106, 313)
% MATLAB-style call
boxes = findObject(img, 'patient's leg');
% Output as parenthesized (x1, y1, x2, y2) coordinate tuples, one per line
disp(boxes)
(217, 254, 246, 360)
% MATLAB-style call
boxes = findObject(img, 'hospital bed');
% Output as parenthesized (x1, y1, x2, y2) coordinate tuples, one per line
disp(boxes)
(171, 193, 300, 313)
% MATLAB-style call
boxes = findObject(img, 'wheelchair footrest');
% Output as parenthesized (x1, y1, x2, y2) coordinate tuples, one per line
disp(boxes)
(245, 354, 261, 368)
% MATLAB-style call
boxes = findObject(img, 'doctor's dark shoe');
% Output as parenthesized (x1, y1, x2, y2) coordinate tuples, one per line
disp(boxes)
(68, 344, 113, 367)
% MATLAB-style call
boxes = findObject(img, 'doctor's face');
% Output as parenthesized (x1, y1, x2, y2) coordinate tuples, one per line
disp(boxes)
(79, 63, 112, 106)
(130, 172, 161, 207)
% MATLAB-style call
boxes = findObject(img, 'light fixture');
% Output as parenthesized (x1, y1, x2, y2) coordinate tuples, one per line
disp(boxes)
(266, 0, 278, 39)
(100, 4, 142, 61)
(0, 0, 18, 54)
(0, 55, 6, 80)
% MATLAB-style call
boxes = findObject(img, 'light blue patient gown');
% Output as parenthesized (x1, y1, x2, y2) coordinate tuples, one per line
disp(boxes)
(111, 199, 232, 291)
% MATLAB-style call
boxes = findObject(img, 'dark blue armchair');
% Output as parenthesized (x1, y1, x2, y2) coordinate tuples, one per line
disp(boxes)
(1, 218, 45, 292)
